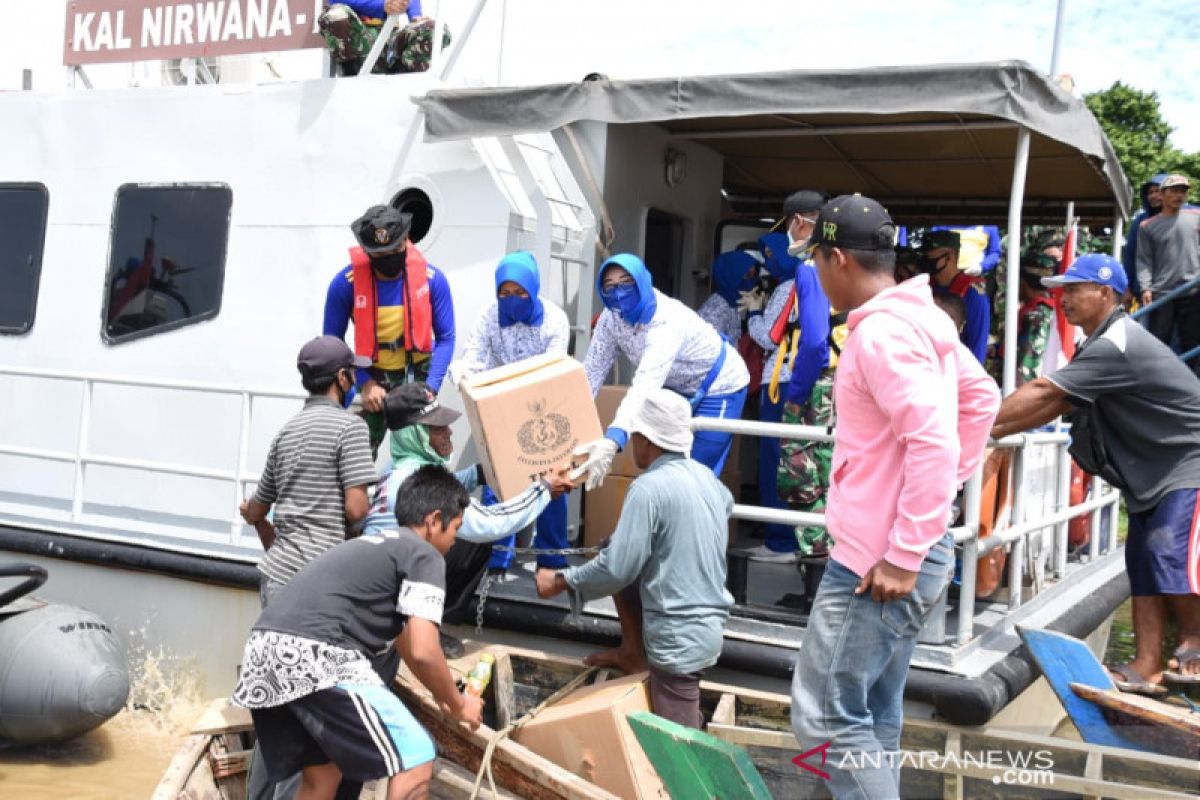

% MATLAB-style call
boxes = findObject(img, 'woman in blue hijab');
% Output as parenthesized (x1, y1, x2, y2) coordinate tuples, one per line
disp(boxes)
(698, 250, 761, 342)
(574, 253, 751, 489)
(448, 251, 573, 571)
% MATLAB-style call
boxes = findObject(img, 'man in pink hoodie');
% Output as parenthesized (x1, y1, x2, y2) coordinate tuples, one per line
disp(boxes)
(790, 196, 1000, 799)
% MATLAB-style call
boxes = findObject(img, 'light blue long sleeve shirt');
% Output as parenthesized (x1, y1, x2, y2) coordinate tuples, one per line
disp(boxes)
(363, 462, 549, 543)
(564, 454, 734, 675)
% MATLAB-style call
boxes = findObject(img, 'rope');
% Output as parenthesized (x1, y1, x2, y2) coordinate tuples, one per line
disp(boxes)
(468, 666, 601, 800)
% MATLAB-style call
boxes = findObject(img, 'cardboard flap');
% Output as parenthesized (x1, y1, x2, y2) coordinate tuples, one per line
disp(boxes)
(462, 352, 566, 391)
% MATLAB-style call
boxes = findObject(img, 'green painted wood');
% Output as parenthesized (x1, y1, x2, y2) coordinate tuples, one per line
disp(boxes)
(626, 711, 773, 800)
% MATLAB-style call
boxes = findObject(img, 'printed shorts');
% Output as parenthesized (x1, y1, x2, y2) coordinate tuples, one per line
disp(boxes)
(251, 683, 435, 782)
(1125, 487, 1200, 596)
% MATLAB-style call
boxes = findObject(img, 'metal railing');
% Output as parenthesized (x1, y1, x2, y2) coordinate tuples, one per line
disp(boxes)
(1130, 274, 1200, 363)
(691, 417, 1121, 647)
(0, 365, 304, 545)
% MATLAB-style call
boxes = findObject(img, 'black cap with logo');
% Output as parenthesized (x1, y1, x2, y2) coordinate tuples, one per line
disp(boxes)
(383, 382, 462, 430)
(297, 335, 373, 380)
(351, 205, 413, 255)
(808, 194, 896, 252)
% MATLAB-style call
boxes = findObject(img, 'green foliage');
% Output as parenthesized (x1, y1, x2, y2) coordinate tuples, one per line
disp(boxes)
(1084, 82, 1197, 190)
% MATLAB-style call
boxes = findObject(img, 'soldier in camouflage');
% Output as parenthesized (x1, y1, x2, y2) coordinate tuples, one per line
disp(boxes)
(319, 1, 450, 76)
(1015, 254, 1058, 386)
(777, 368, 836, 556)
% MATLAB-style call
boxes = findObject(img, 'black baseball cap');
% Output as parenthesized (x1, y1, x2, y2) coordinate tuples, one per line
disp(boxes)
(351, 205, 413, 255)
(383, 382, 461, 430)
(808, 194, 896, 252)
(782, 189, 828, 217)
(922, 230, 961, 253)
(297, 336, 372, 380)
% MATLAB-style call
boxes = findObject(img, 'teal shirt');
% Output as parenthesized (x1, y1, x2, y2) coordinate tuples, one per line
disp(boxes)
(564, 453, 734, 675)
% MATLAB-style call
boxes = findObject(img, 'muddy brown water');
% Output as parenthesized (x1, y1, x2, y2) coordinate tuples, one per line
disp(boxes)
(0, 649, 205, 799)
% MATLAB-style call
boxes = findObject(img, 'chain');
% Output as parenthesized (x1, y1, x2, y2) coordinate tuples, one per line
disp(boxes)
(472, 546, 600, 635)
(474, 572, 493, 635)
(488, 545, 601, 558)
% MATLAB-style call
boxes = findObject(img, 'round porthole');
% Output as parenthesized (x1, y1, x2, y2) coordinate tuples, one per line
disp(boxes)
(391, 188, 433, 244)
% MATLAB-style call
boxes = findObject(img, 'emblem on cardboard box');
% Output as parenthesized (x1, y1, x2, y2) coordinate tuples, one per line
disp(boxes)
(518, 399, 571, 455)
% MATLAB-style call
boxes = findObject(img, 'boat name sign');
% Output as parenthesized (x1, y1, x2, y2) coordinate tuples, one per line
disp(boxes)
(64, 0, 325, 66)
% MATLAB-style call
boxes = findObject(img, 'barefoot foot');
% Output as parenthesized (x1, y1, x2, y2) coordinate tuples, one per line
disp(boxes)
(583, 645, 647, 675)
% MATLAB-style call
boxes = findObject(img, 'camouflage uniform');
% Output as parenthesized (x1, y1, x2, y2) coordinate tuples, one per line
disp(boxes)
(777, 368, 836, 556)
(318, 5, 450, 75)
(1017, 301, 1055, 385)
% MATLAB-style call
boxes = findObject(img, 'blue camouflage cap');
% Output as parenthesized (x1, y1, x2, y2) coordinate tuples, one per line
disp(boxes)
(1041, 253, 1127, 294)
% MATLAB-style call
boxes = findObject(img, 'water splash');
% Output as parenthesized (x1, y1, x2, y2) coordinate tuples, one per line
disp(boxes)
(0, 629, 207, 798)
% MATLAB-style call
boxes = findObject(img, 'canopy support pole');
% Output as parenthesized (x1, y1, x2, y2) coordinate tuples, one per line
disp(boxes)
(1111, 213, 1123, 259)
(1002, 128, 1032, 397)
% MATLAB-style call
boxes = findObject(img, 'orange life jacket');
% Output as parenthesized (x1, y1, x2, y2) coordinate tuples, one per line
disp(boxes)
(349, 245, 434, 362)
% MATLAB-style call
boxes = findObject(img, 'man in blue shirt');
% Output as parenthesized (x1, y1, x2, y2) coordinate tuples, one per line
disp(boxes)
(919, 230, 990, 363)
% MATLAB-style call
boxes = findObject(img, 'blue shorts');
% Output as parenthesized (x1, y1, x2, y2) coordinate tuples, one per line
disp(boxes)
(1125, 487, 1200, 596)
(251, 683, 435, 782)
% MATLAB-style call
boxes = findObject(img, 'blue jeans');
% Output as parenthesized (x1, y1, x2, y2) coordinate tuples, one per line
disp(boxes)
(690, 387, 748, 477)
(757, 388, 793, 551)
(790, 533, 955, 799)
(484, 488, 570, 570)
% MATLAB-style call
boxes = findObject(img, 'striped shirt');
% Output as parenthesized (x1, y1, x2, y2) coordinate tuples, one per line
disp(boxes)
(254, 397, 378, 586)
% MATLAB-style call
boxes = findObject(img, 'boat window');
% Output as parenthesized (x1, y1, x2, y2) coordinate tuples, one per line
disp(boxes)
(102, 184, 232, 344)
(0, 183, 49, 335)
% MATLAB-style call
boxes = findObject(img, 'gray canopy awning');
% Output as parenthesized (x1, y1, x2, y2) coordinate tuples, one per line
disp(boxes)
(417, 61, 1131, 225)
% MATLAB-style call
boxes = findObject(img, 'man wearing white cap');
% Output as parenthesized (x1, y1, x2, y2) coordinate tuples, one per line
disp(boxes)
(536, 389, 734, 729)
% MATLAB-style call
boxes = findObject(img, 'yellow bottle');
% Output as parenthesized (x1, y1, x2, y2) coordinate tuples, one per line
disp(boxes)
(464, 653, 495, 697)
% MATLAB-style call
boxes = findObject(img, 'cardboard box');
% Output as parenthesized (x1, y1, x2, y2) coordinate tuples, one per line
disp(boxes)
(594, 385, 642, 477)
(512, 672, 668, 800)
(461, 354, 603, 501)
(583, 475, 635, 548)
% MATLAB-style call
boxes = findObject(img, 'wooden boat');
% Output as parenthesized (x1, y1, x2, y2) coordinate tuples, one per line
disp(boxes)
(1020, 625, 1200, 764)
(156, 640, 1200, 799)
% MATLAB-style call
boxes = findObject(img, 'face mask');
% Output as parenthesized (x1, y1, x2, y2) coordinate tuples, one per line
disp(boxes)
(602, 284, 641, 322)
(498, 294, 534, 325)
(917, 255, 946, 275)
(787, 235, 811, 258)
(371, 250, 406, 279)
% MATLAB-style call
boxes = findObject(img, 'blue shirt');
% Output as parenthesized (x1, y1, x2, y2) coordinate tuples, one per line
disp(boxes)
(343, 0, 423, 21)
(784, 261, 832, 405)
(323, 262, 456, 392)
(564, 454, 734, 675)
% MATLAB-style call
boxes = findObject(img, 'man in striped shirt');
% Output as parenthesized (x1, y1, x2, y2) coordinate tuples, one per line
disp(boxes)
(240, 336, 380, 606)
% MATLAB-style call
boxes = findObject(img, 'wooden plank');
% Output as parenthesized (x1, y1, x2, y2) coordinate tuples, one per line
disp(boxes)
(941, 730, 962, 800)
(191, 698, 253, 736)
(626, 711, 772, 800)
(1082, 750, 1103, 800)
(1071, 682, 1200, 761)
(493, 652, 515, 731)
(153, 733, 211, 800)
(432, 757, 522, 799)
(1017, 627, 1143, 751)
(710, 693, 737, 727)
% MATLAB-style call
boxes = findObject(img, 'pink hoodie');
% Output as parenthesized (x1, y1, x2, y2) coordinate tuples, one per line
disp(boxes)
(826, 275, 1001, 576)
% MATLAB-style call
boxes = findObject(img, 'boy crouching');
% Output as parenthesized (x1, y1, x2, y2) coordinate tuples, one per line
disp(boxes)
(233, 465, 483, 799)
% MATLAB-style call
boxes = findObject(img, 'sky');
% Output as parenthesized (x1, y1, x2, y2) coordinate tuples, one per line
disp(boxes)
(3, 0, 1197, 151)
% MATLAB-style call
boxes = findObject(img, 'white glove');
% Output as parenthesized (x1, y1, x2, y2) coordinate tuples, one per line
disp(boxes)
(737, 288, 767, 314)
(961, 263, 983, 277)
(447, 360, 479, 389)
(573, 437, 619, 491)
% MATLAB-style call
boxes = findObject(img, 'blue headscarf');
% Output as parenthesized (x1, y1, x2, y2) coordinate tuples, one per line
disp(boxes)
(759, 232, 801, 281)
(596, 253, 657, 325)
(495, 250, 544, 327)
(711, 250, 760, 306)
